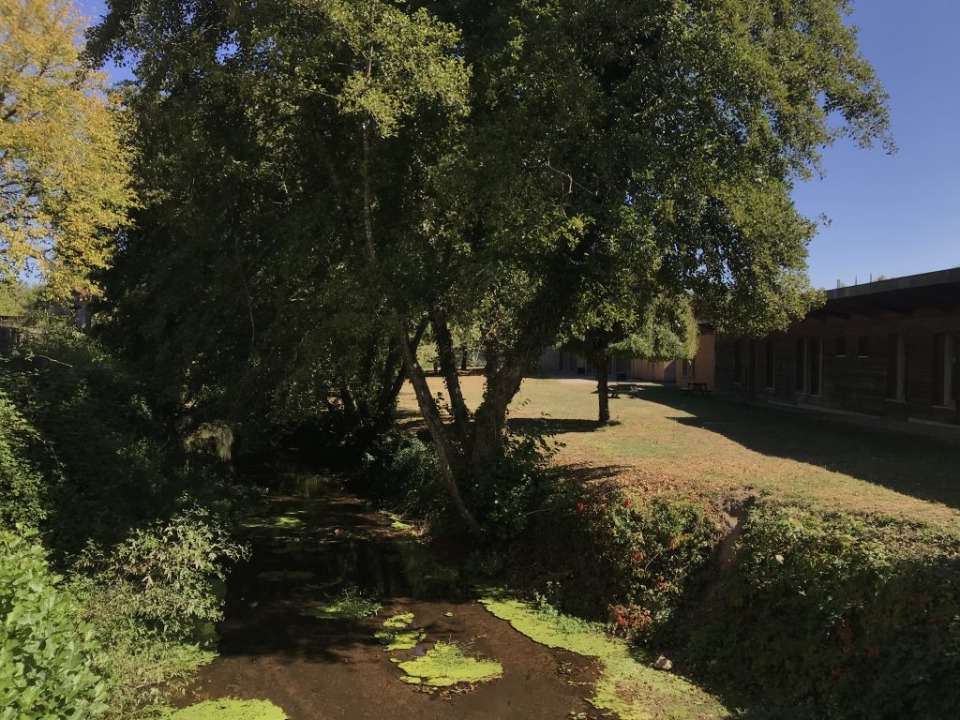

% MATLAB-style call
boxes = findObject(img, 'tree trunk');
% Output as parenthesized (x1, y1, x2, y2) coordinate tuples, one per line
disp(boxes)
(358, 118, 482, 536)
(430, 308, 472, 446)
(594, 350, 610, 424)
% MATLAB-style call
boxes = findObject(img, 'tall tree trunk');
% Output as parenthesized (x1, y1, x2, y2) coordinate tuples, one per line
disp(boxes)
(430, 307, 472, 446)
(358, 117, 482, 536)
(593, 349, 610, 424)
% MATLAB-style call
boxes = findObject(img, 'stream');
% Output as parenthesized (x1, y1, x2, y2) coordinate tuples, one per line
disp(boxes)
(175, 473, 610, 720)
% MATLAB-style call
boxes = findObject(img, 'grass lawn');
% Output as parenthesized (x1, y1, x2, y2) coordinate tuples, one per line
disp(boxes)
(400, 376, 960, 528)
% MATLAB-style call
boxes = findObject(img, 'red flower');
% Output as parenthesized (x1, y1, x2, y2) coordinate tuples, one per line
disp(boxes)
(575, 502, 586, 513)
(622, 498, 633, 508)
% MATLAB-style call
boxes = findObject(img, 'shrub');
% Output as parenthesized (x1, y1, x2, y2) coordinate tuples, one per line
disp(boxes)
(0, 392, 47, 530)
(675, 504, 960, 719)
(70, 507, 248, 716)
(529, 483, 717, 634)
(0, 529, 107, 719)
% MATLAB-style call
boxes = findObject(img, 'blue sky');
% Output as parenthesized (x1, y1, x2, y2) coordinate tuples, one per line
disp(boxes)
(76, 1, 959, 290)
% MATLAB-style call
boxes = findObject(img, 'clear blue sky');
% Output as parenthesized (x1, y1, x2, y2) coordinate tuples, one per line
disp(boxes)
(76, 1, 959, 290)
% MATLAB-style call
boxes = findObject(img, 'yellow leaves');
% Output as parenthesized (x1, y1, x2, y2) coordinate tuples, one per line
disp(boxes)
(0, 0, 134, 300)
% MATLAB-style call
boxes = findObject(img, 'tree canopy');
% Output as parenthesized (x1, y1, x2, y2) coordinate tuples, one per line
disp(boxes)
(0, 0, 134, 299)
(88, 0, 892, 533)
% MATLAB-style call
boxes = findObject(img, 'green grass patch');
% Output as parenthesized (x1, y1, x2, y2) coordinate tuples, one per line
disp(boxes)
(480, 596, 730, 720)
(396, 642, 502, 687)
(301, 587, 381, 621)
(164, 698, 287, 719)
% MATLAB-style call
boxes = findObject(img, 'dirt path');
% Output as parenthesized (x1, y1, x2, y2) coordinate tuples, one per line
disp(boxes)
(176, 481, 610, 720)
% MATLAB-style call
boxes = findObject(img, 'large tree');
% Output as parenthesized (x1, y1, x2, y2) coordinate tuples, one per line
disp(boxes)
(0, 0, 133, 299)
(90, 0, 891, 535)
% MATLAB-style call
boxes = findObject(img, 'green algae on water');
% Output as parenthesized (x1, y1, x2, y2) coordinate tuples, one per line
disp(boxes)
(375, 612, 424, 650)
(480, 596, 730, 720)
(397, 642, 502, 687)
(165, 698, 287, 720)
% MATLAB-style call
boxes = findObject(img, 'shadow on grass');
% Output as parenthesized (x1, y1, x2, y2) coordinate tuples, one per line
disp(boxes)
(511, 417, 606, 435)
(638, 386, 960, 511)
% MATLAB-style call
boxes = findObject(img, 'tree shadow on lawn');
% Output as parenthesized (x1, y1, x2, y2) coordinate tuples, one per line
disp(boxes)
(637, 386, 960, 512)
(510, 417, 607, 435)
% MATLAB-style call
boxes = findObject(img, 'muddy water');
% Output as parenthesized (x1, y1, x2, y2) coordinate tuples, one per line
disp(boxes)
(177, 477, 610, 720)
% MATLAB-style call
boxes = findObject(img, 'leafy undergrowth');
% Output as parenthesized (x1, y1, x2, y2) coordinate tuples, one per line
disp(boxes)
(301, 587, 381, 620)
(163, 699, 287, 719)
(480, 596, 730, 720)
(396, 642, 503, 687)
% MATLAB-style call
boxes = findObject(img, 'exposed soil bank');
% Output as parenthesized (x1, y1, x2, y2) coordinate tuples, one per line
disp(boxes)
(174, 478, 612, 719)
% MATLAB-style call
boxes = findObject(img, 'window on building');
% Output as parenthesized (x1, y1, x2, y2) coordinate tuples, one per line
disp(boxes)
(808, 338, 823, 396)
(886, 334, 906, 401)
(795, 338, 806, 392)
(933, 334, 958, 407)
(734, 341, 743, 384)
(857, 336, 869, 357)
(835, 337, 847, 357)
(765, 340, 775, 389)
(682, 358, 695, 379)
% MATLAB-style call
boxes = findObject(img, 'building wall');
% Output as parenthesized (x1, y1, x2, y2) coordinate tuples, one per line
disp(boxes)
(716, 310, 960, 425)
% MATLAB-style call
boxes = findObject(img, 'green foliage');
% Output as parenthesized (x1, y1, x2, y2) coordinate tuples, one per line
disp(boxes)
(0, 529, 107, 720)
(302, 587, 382, 621)
(0, 280, 37, 316)
(672, 505, 960, 719)
(466, 427, 559, 542)
(70, 508, 247, 716)
(530, 484, 717, 634)
(0, 391, 46, 529)
(0, 321, 225, 556)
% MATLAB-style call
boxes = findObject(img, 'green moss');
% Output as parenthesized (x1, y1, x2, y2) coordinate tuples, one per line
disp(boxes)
(480, 597, 730, 720)
(396, 642, 502, 687)
(301, 588, 381, 620)
(164, 698, 287, 720)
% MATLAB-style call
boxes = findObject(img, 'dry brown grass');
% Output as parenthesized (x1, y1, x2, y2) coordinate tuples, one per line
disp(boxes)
(400, 376, 960, 528)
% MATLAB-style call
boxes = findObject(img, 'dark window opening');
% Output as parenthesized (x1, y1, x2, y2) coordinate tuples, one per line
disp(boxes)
(933, 334, 958, 407)
(835, 337, 847, 357)
(734, 341, 743, 384)
(795, 339, 806, 392)
(886, 335, 905, 401)
(857, 336, 869, 357)
(808, 338, 822, 396)
(765, 340, 775, 389)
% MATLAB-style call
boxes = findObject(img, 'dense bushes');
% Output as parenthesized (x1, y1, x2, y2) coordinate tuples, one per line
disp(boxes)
(526, 483, 717, 631)
(670, 505, 960, 719)
(0, 530, 107, 720)
(0, 321, 246, 717)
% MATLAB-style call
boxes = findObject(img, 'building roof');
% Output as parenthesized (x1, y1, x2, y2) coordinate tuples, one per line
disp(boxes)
(808, 267, 960, 320)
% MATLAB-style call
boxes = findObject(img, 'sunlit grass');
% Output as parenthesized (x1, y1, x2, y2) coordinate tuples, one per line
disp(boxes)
(400, 377, 960, 528)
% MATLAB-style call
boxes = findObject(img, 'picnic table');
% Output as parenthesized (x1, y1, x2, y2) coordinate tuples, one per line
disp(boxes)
(607, 383, 641, 398)
(684, 381, 712, 396)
